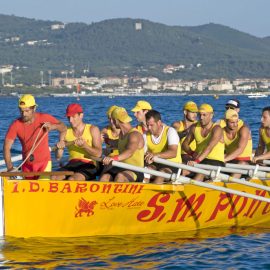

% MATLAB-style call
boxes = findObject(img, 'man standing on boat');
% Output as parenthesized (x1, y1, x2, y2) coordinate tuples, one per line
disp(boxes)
(52, 103, 102, 181)
(172, 101, 198, 163)
(217, 99, 244, 128)
(100, 107, 145, 182)
(3, 94, 66, 177)
(101, 105, 120, 157)
(182, 104, 224, 181)
(131, 100, 152, 134)
(253, 107, 270, 164)
(144, 110, 181, 184)
(223, 109, 252, 178)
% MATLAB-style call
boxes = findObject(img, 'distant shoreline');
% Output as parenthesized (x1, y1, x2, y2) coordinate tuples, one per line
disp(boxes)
(0, 92, 269, 98)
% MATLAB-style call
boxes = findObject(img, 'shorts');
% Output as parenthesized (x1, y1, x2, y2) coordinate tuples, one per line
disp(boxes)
(151, 162, 180, 174)
(60, 160, 98, 180)
(22, 160, 52, 180)
(230, 159, 251, 164)
(105, 167, 144, 182)
(201, 159, 225, 167)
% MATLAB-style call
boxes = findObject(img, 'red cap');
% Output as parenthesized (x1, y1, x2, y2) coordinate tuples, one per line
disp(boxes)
(66, 103, 83, 117)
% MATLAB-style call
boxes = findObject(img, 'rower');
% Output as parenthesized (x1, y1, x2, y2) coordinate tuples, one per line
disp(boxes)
(172, 101, 198, 163)
(100, 107, 145, 182)
(145, 110, 181, 184)
(51, 103, 102, 181)
(223, 109, 252, 178)
(217, 99, 244, 128)
(131, 100, 152, 134)
(101, 105, 120, 157)
(182, 103, 224, 181)
(253, 107, 270, 164)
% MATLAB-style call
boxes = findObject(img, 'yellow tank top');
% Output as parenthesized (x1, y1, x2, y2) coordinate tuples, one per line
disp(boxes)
(176, 120, 196, 154)
(224, 128, 252, 160)
(146, 126, 182, 163)
(261, 128, 270, 151)
(106, 126, 119, 156)
(219, 118, 244, 128)
(118, 128, 144, 167)
(65, 124, 95, 164)
(194, 123, 224, 162)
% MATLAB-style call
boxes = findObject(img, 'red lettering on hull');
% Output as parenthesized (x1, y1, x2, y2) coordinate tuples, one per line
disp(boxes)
(167, 194, 205, 223)
(137, 193, 170, 222)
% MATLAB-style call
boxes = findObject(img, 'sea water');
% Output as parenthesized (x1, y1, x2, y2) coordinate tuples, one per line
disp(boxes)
(0, 95, 269, 269)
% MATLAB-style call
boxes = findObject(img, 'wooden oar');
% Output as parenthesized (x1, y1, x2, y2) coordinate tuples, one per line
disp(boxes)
(153, 157, 270, 192)
(0, 171, 74, 177)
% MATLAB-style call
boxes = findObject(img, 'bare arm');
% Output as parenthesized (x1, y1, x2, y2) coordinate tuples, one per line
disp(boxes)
(253, 129, 270, 163)
(225, 126, 250, 162)
(172, 121, 180, 130)
(54, 130, 67, 161)
(43, 120, 67, 141)
(3, 138, 15, 171)
(255, 128, 265, 157)
(102, 131, 143, 165)
(182, 124, 195, 153)
(118, 131, 143, 161)
(145, 144, 178, 163)
(101, 127, 108, 143)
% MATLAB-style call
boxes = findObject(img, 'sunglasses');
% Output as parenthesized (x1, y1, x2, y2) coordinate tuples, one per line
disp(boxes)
(226, 106, 236, 110)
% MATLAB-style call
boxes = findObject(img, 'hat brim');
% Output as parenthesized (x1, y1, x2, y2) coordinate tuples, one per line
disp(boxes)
(199, 110, 213, 113)
(19, 103, 38, 108)
(122, 116, 133, 123)
(66, 111, 83, 117)
(186, 109, 198, 113)
(131, 106, 141, 112)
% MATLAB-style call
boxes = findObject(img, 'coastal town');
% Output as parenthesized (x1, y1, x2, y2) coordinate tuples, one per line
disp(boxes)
(1, 63, 270, 96)
(50, 75, 270, 95)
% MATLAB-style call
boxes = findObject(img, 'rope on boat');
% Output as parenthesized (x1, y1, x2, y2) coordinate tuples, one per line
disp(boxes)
(13, 123, 48, 172)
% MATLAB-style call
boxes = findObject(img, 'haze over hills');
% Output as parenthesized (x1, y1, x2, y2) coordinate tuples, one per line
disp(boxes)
(0, 14, 270, 84)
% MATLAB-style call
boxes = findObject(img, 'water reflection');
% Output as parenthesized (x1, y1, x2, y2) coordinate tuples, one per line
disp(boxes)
(1, 227, 270, 268)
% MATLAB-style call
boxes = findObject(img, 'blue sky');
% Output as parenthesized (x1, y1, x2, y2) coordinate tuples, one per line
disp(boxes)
(1, 0, 269, 37)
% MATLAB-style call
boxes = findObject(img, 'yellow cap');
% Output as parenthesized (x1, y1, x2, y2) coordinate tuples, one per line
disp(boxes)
(225, 109, 239, 120)
(131, 100, 152, 112)
(106, 105, 119, 117)
(199, 103, 213, 113)
(183, 101, 198, 112)
(18, 94, 37, 108)
(111, 107, 132, 123)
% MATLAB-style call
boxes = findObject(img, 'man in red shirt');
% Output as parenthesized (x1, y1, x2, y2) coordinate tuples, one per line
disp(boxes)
(3, 94, 66, 176)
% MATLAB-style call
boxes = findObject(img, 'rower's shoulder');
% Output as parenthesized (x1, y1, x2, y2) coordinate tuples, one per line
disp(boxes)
(172, 120, 182, 129)
(101, 126, 109, 134)
(89, 123, 101, 133)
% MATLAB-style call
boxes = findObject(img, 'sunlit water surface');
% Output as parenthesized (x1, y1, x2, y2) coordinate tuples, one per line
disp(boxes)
(0, 95, 269, 268)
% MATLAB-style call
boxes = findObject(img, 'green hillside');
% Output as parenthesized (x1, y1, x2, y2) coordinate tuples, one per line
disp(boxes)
(0, 14, 270, 84)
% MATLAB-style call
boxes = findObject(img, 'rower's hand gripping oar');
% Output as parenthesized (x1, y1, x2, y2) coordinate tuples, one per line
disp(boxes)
(153, 157, 270, 193)
(87, 155, 270, 204)
(101, 156, 270, 204)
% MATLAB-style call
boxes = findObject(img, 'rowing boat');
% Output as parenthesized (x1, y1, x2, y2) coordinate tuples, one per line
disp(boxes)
(1, 172, 270, 238)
